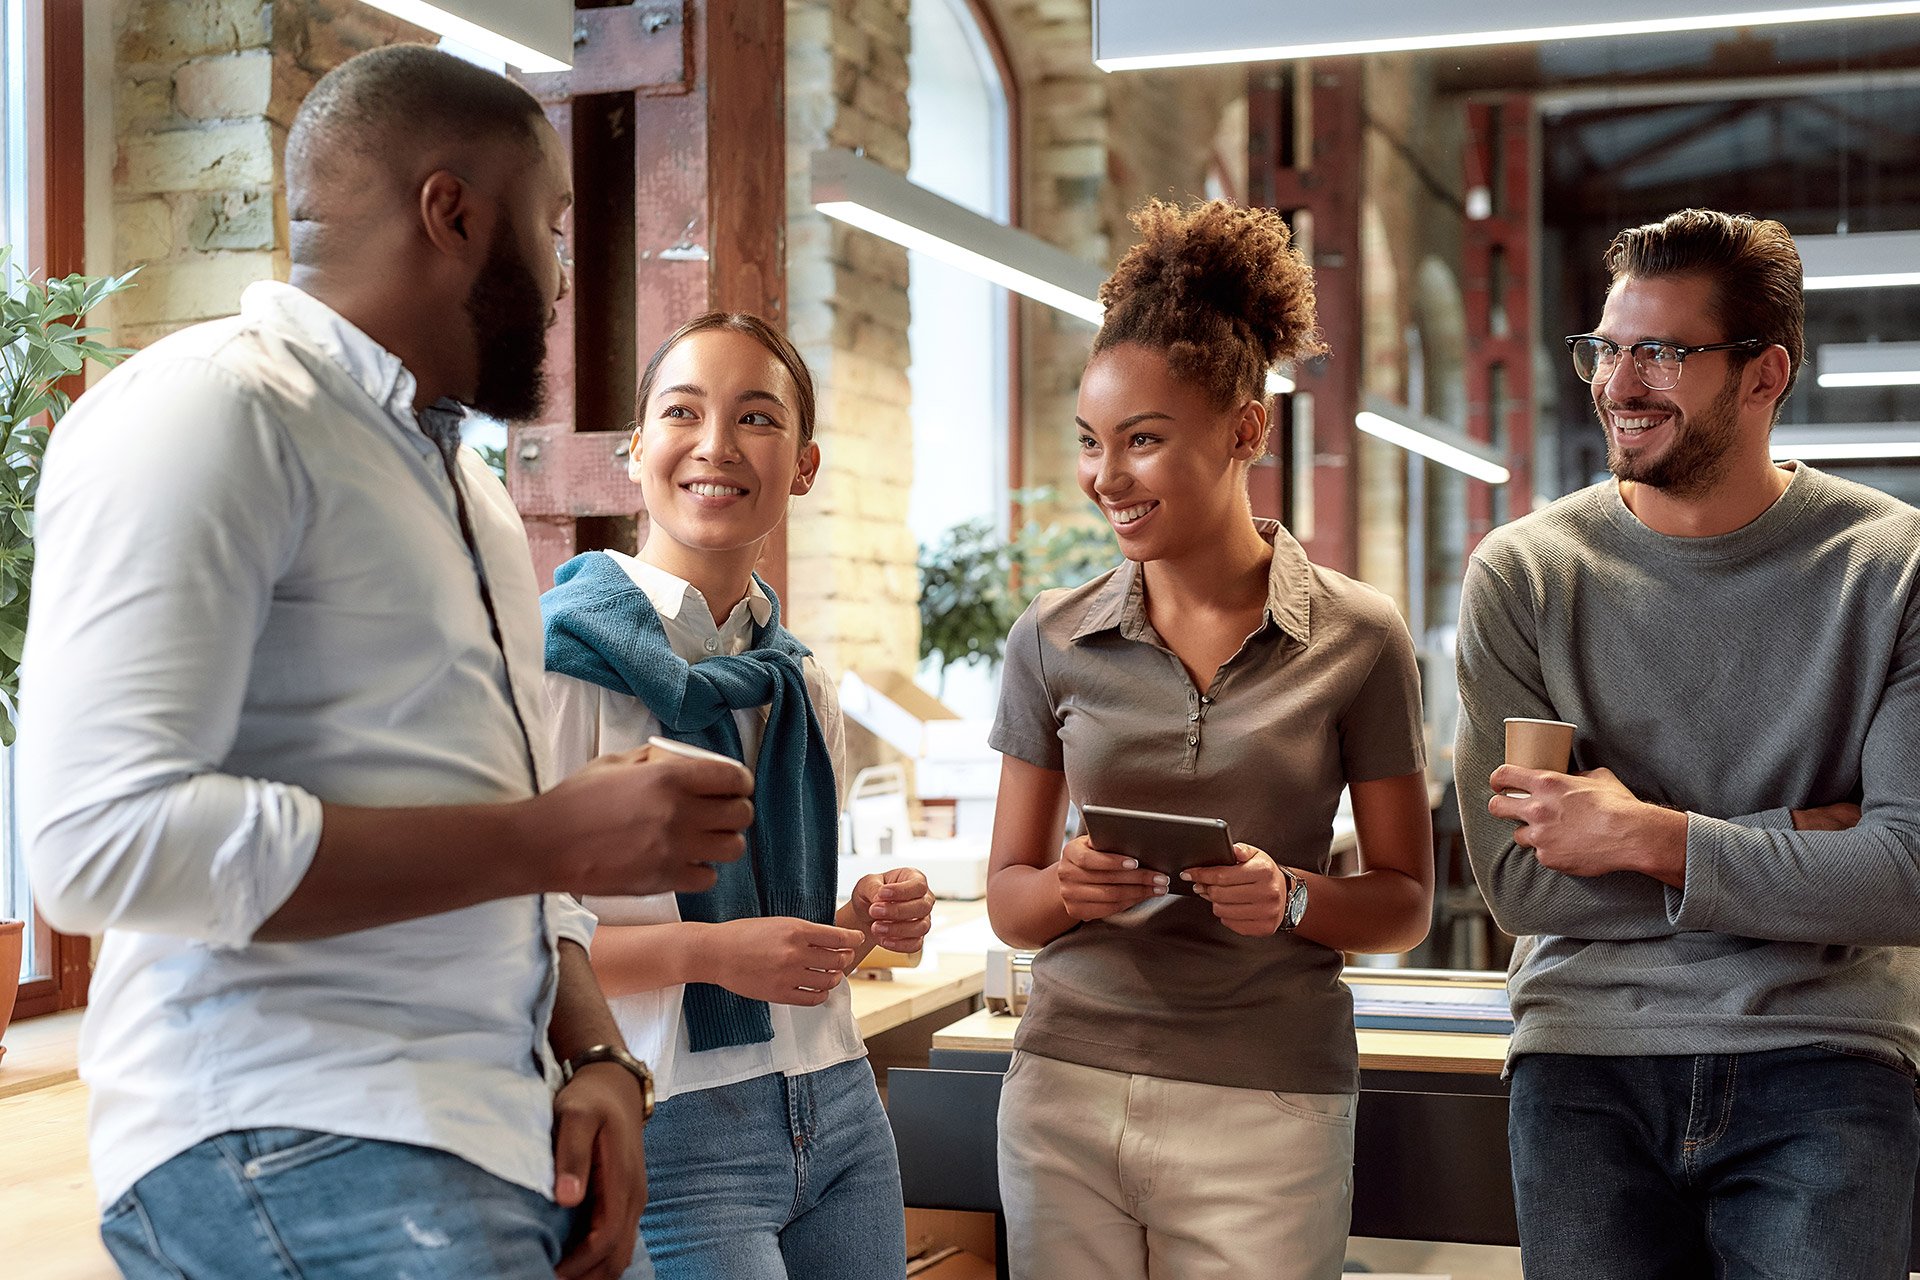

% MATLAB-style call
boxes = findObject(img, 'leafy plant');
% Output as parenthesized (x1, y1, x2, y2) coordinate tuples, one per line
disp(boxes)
(918, 489, 1115, 677)
(0, 249, 138, 744)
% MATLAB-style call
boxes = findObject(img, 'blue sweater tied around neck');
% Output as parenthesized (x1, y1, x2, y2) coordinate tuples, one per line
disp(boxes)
(540, 552, 839, 1052)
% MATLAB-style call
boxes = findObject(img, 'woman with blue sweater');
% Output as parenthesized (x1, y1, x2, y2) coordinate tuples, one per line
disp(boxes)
(542, 312, 935, 1280)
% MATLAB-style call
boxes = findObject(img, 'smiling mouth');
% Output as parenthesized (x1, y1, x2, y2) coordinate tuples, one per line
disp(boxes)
(1603, 404, 1675, 442)
(685, 482, 748, 498)
(1109, 500, 1157, 526)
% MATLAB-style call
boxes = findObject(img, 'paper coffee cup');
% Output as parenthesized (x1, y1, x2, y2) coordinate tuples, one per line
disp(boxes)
(1503, 718, 1575, 796)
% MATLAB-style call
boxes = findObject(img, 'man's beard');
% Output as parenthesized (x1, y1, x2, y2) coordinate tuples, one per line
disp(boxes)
(464, 220, 549, 422)
(1601, 371, 1742, 497)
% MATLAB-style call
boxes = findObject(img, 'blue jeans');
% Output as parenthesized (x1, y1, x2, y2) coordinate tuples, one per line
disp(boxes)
(629, 1058, 908, 1280)
(99, 1128, 580, 1278)
(1509, 1046, 1920, 1280)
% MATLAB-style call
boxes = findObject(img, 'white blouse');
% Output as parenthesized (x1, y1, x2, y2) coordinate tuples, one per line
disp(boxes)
(543, 553, 862, 1102)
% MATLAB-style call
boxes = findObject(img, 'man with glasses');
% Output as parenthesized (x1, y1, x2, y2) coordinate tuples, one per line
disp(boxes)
(1455, 208, 1920, 1278)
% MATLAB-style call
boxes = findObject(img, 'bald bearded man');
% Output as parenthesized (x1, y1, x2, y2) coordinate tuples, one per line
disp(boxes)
(21, 45, 748, 1280)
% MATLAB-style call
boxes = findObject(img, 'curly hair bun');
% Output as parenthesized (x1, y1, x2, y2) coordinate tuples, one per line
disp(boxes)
(1094, 198, 1324, 407)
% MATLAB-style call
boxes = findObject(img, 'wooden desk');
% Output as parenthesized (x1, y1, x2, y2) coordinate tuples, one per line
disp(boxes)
(0, 1081, 112, 1279)
(930, 1009, 1507, 1076)
(850, 905, 990, 1040)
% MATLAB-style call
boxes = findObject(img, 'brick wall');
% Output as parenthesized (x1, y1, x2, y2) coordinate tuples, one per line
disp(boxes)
(991, 0, 1106, 528)
(785, 0, 922, 775)
(105, 0, 425, 348)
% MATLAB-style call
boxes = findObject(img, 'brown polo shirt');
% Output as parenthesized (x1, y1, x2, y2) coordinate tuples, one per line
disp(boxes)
(990, 519, 1425, 1092)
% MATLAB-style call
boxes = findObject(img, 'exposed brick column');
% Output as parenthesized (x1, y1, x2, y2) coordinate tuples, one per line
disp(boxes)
(1000, 0, 1107, 527)
(107, 0, 425, 348)
(784, 0, 921, 694)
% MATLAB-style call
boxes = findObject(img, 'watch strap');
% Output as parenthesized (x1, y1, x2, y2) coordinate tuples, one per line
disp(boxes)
(562, 1044, 655, 1118)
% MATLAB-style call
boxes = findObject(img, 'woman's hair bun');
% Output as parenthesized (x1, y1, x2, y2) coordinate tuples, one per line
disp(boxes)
(1094, 198, 1324, 405)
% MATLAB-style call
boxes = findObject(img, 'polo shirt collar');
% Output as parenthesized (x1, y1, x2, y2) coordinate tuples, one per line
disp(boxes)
(1070, 518, 1313, 647)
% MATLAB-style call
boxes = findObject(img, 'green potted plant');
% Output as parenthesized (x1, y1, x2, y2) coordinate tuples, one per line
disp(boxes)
(918, 489, 1115, 682)
(1, 249, 136, 1054)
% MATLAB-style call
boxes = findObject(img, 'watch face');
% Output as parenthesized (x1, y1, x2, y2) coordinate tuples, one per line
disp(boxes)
(1285, 878, 1309, 928)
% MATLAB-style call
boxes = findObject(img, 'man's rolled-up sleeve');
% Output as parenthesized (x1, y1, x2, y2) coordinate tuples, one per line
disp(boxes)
(21, 358, 323, 947)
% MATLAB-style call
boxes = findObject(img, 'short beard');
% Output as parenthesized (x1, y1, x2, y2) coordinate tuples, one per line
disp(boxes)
(463, 219, 549, 422)
(1601, 371, 1743, 498)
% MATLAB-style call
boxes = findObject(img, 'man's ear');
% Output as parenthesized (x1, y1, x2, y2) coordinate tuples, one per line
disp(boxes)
(418, 169, 487, 263)
(1746, 343, 1795, 416)
(791, 440, 822, 496)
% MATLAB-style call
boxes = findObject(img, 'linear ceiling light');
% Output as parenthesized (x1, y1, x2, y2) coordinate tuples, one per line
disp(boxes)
(1771, 423, 1920, 460)
(812, 149, 1106, 325)
(811, 152, 1303, 396)
(1357, 400, 1510, 485)
(1816, 342, 1920, 388)
(357, 0, 571, 72)
(1799, 231, 1920, 291)
(1091, 0, 1920, 69)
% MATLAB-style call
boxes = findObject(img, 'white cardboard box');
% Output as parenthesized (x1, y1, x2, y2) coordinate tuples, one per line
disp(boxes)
(839, 670, 1001, 837)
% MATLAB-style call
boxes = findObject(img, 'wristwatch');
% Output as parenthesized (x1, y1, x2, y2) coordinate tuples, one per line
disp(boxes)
(1278, 866, 1309, 932)
(563, 1044, 656, 1121)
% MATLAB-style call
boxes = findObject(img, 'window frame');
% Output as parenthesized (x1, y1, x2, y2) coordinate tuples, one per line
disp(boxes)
(8, 0, 91, 1021)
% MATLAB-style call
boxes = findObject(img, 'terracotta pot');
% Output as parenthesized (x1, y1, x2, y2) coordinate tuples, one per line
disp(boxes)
(0, 918, 24, 1065)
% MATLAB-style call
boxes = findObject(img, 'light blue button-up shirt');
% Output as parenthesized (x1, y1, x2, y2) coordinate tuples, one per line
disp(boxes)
(21, 281, 593, 1207)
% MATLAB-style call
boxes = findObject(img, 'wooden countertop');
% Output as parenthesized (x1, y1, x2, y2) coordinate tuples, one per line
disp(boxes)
(0, 1080, 110, 1278)
(931, 1007, 1509, 1077)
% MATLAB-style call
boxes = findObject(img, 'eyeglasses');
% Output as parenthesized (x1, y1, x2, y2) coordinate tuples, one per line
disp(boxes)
(1564, 334, 1765, 391)
(553, 230, 573, 271)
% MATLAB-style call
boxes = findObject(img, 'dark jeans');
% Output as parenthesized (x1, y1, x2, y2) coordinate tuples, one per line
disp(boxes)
(1509, 1047, 1920, 1280)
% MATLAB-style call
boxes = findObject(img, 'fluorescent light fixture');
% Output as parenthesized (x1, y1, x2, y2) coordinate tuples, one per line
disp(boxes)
(1091, 0, 1920, 69)
(1265, 369, 1295, 396)
(1816, 342, 1920, 388)
(357, 0, 571, 72)
(812, 149, 1106, 325)
(1357, 399, 1510, 485)
(1799, 231, 1920, 291)
(1771, 423, 1920, 460)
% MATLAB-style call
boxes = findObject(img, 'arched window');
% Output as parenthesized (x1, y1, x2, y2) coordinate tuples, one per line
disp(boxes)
(906, 0, 1015, 714)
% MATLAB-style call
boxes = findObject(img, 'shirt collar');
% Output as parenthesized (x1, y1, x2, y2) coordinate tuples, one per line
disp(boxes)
(609, 552, 774, 632)
(1070, 518, 1313, 647)
(241, 281, 422, 423)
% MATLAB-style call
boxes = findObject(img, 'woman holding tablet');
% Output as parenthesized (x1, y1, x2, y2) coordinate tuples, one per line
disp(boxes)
(542, 313, 934, 1280)
(986, 199, 1434, 1280)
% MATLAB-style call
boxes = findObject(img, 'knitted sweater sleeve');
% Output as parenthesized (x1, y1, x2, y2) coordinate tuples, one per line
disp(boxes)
(1455, 554, 1682, 940)
(1667, 581, 1920, 944)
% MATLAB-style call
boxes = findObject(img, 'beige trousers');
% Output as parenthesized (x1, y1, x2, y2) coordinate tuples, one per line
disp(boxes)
(997, 1051, 1356, 1280)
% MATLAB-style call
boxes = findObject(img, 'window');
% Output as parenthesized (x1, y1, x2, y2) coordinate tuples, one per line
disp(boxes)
(906, 0, 1015, 717)
(4, 0, 90, 1018)
(2, 0, 35, 991)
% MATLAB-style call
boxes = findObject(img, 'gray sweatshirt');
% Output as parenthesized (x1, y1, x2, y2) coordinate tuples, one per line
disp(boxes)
(1455, 464, 1920, 1066)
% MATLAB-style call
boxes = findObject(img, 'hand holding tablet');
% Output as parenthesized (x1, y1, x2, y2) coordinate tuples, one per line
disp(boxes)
(1079, 804, 1238, 898)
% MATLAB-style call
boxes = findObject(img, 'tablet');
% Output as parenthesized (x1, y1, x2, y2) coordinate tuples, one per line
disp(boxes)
(1079, 804, 1236, 896)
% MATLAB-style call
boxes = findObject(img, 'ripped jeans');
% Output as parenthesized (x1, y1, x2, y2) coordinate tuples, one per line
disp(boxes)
(99, 1128, 584, 1279)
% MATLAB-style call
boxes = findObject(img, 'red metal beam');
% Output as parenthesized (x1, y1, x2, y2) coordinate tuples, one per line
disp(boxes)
(1462, 97, 1536, 555)
(509, 2, 788, 595)
(1248, 60, 1364, 574)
